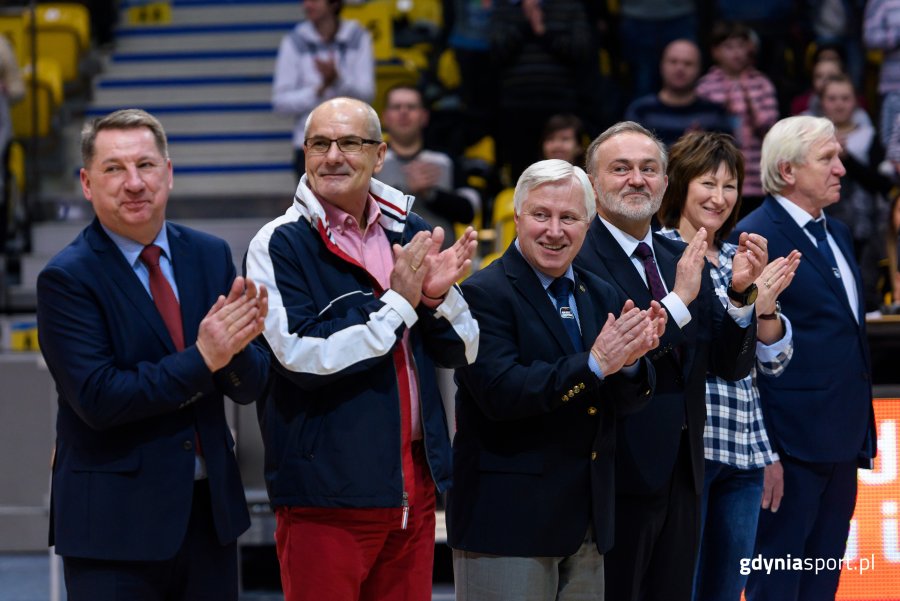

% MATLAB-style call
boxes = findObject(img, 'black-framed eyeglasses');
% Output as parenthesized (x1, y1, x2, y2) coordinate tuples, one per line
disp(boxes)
(303, 136, 382, 155)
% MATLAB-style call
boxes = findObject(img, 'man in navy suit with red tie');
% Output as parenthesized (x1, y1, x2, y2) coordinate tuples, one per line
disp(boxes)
(734, 116, 877, 601)
(36, 109, 270, 600)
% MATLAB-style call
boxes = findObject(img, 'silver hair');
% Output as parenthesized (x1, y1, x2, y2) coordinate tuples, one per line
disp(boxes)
(585, 121, 668, 175)
(513, 159, 597, 220)
(760, 116, 836, 195)
(304, 97, 383, 140)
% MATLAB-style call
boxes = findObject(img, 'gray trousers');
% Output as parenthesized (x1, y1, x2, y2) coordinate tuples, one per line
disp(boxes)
(452, 531, 604, 601)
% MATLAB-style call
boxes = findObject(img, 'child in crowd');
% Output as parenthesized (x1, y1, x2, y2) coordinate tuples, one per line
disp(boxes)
(697, 21, 778, 216)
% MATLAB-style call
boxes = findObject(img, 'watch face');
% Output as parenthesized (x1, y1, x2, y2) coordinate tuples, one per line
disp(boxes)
(746, 284, 759, 305)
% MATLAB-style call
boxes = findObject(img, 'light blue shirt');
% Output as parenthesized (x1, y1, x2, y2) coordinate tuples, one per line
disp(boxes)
(774, 195, 859, 322)
(101, 224, 180, 302)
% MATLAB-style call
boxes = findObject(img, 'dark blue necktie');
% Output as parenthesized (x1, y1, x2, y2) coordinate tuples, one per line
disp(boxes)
(549, 277, 584, 352)
(804, 220, 841, 280)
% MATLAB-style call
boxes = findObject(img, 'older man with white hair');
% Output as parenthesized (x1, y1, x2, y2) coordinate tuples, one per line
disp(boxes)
(447, 159, 666, 601)
(733, 115, 877, 601)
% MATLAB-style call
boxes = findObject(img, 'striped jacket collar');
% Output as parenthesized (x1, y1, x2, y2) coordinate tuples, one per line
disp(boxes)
(293, 174, 415, 245)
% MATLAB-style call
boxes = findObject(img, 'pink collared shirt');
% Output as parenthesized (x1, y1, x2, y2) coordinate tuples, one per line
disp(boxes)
(322, 196, 423, 440)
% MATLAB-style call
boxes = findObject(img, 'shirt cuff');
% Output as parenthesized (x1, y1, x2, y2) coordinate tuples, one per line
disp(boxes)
(726, 301, 754, 327)
(756, 314, 793, 362)
(382, 289, 419, 329)
(661, 291, 691, 328)
(588, 352, 605, 381)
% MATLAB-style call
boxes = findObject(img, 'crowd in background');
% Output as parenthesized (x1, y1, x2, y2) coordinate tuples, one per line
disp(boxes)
(383, 0, 900, 315)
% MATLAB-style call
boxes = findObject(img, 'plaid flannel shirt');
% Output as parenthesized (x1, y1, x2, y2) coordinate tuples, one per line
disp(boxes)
(659, 230, 792, 468)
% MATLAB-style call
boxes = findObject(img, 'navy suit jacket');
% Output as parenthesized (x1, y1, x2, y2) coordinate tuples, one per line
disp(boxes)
(733, 197, 876, 464)
(575, 218, 756, 495)
(36, 219, 269, 561)
(447, 245, 655, 556)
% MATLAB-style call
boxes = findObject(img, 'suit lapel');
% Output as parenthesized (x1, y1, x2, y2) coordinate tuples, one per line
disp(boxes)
(651, 233, 680, 294)
(585, 218, 654, 307)
(168, 224, 205, 346)
(503, 245, 575, 354)
(573, 271, 599, 348)
(765, 198, 855, 318)
(86, 220, 177, 353)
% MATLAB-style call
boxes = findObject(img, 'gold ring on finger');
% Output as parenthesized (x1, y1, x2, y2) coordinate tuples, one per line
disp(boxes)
(764, 280, 771, 289)
(410, 264, 419, 273)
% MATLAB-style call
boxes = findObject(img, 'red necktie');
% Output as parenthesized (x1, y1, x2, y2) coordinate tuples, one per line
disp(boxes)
(140, 244, 205, 460)
(140, 244, 184, 351)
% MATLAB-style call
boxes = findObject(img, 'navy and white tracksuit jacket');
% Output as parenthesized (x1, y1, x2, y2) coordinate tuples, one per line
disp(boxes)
(245, 175, 479, 509)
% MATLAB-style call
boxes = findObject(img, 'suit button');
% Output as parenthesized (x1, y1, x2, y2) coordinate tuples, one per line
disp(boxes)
(591, 451, 598, 461)
(183, 440, 193, 451)
(578, 383, 585, 391)
(587, 406, 598, 416)
(562, 395, 570, 402)
(568, 389, 575, 397)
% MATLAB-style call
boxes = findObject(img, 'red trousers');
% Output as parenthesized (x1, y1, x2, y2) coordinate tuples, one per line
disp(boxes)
(274, 442, 437, 601)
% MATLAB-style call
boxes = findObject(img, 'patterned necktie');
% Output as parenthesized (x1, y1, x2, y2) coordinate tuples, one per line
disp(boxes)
(804, 220, 841, 280)
(140, 244, 185, 350)
(549, 277, 584, 352)
(634, 242, 667, 301)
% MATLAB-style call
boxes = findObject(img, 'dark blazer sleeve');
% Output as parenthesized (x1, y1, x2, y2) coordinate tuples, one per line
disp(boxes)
(705, 275, 757, 382)
(458, 268, 652, 422)
(37, 265, 220, 431)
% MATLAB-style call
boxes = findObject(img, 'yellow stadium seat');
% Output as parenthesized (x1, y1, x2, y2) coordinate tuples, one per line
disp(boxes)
(23, 3, 90, 84)
(342, 0, 394, 62)
(11, 58, 63, 138)
(7, 140, 25, 195)
(0, 11, 27, 67)
(372, 61, 418, 115)
(492, 187, 516, 253)
(477, 251, 502, 271)
(464, 135, 495, 166)
(126, 1, 173, 25)
(437, 48, 460, 91)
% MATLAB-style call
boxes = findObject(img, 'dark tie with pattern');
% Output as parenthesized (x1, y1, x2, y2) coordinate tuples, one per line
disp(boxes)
(804, 220, 841, 280)
(140, 244, 185, 351)
(549, 277, 584, 352)
(634, 242, 667, 301)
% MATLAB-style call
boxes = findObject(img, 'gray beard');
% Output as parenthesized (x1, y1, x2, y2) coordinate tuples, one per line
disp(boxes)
(598, 189, 663, 223)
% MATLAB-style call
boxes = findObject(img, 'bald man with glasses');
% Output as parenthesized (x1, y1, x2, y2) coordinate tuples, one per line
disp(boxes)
(245, 97, 480, 601)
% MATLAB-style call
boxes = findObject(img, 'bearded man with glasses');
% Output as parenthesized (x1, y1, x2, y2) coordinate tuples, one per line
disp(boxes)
(245, 97, 480, 601)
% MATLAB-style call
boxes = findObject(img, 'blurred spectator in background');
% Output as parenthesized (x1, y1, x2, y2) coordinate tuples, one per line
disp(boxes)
(491, 0, 594, 184)
(861, 192, 900, 314)
(540, 114, 586, 165)
(712, 0, 805, 114)
(380, 85, 478, 247)
(617, 0, 698, 101)
(698, 21, 779, 217)
(272, 0, 374, 180)
(809, 0, 865, 89)
(820, 74, 893, 258)
(0, 34, 23, 209)
(442, 0, 495, 151)
(864, 0, 900, 147)
(790, 46, 869, 119)
(625, 39, 734, 147)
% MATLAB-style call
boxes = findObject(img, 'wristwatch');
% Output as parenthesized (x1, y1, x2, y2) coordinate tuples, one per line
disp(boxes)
(726, 281, 758, 306)
(759, 301, 781, 320)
